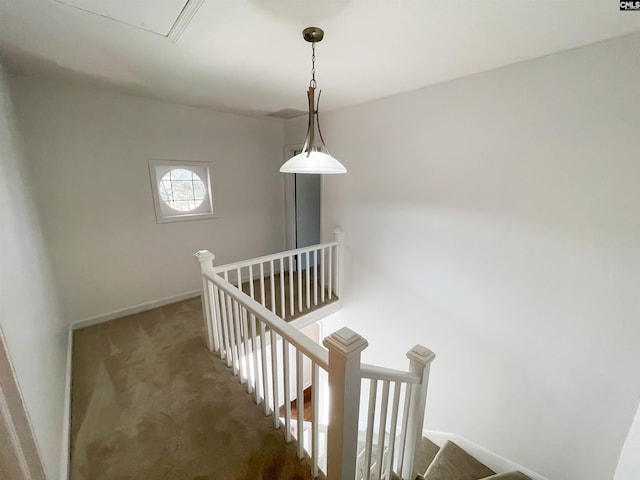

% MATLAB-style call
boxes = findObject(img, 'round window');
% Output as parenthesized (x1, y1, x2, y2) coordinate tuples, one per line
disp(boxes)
(158, 168, 206, 212)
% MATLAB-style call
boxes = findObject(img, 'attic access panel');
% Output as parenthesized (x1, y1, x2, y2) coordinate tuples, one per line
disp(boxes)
(53, 0, 196, 37)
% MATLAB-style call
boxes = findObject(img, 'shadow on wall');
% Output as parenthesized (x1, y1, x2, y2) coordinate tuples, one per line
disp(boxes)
(319, 202, 640, 480)
(0, 63, 68, 479)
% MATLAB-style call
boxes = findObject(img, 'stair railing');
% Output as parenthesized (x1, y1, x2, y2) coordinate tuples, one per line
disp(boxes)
(194, 233, 434, 480)
(194, 266, 332, 476)
(359, 347, 436, 480)
(198, 228, 344, 335)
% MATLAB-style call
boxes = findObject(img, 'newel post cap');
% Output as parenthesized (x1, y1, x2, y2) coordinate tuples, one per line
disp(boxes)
(323, 327, 368, 358)
(406, 345, 436, 366)
(194, 250, 215, 263)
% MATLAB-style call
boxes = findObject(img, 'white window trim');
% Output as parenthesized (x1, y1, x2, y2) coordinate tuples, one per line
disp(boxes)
(148, 159, 217, 224)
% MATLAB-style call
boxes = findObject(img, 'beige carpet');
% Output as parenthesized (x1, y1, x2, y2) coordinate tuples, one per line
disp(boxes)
(239, 268, 338, 322)
(70, 298, 315, 480)
(423, 441, 495, 480)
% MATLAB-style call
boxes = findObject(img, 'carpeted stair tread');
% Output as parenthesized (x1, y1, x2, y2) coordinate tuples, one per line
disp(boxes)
(423, 441, 495, 480)
(480, 472, 532, 480)
(415, 436, 441, 474)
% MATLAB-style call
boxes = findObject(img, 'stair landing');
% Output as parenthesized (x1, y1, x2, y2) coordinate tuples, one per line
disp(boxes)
(236, 267, 339, 325)
(69, 298, 315, 479)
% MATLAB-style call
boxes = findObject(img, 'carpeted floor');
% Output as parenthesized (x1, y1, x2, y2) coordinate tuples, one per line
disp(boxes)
(70, 298, 315, 480)
(238, 267, 338, 322)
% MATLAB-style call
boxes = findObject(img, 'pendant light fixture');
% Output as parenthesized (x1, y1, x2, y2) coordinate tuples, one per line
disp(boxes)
(280, 27, 346, 174)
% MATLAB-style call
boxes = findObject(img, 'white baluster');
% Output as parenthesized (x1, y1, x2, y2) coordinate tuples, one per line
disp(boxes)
(270, 259, 276, 314)
(270, 329, 280, 429)
(260, 262, 266, 308)
(236, 266, 245, 363)
(242, 307, 252, 393)
(288, 255, 294, 316)
(323, 327, 369, 480)
(247, 264, 260, 400)
(260, 321, 270, 415)
(236, 267, 245, 376)
(205, 281, 216, 352)
(334, 227, 345, 300)
(328, 246, 333, 300)
(283, 339, 292, 442)
(250, 312, 260, 405)
(376, 380, 390, 480)
(321, 247, 325, 303)
(280, 257, 286, 319)
(313, 250, 318, 306)
(397, 384, 411, 475)
(306, 251, 311, 309)
(297, 254, 303, 312)
(212, 285, 225, 359)
(312, 362, 320, 476)
(233, 299, 245, 384)
(227, 294, 239, 376)
(296, 349, 304, 459)
(249, 264, 255, 301)
(386, 382, 402, 480)
(364, 380, 377, 480)
(219, 290, 232, 367)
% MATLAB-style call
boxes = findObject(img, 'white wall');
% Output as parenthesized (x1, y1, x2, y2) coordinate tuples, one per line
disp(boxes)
(616, 404, 640, 480)
(0, 64, 68, 478)
(9, 76, 286, 323)
(288, 32, 640, 480)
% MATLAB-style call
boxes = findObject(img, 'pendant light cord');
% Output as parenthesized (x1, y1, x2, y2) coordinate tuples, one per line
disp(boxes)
(279, 27, 347, 173)
(310, 42, 317, 88)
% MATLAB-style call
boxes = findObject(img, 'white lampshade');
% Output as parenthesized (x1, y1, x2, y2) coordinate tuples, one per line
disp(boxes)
(280, 150, 347, 174)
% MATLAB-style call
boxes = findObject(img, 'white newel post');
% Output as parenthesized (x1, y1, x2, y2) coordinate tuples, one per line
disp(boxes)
(194, 250, 217, 353)
(333, 227, 345, 300)
(401, 345, 436, 480)
(323, 327, 368, 480)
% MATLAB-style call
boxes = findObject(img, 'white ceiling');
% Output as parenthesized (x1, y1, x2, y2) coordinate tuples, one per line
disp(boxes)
(52, 0, 191, 36)
(1, 0, 639, 117)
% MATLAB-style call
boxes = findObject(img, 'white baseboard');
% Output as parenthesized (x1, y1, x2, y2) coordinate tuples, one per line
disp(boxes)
(423, 430, 548, 480)
(60, 327, 73, 480)
(72, 290, 201, 330)
(289, 301, 341, 330)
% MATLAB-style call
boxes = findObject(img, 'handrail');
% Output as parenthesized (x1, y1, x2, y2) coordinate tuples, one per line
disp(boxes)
(195, 228, 435, 480)
(208, 233, 343, 321)
(205, 271, 329, 369)
(212, 240, 339, 274)
(360, 364, 421, 384)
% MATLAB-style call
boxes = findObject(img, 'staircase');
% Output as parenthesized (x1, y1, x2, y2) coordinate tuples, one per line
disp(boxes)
(413, 438, 532, 480)
(354, 434, 535, 480)
(194, 229, 540, 480)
